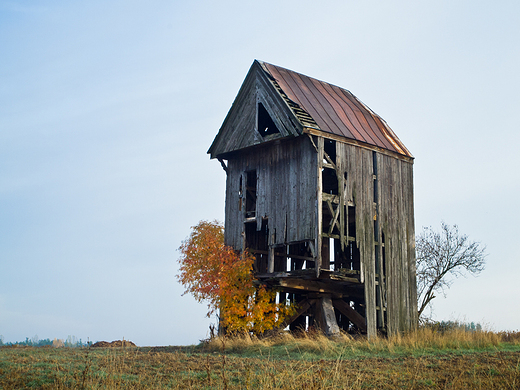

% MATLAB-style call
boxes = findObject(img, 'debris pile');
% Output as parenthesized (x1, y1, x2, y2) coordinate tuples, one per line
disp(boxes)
(91, 340, 136, 348)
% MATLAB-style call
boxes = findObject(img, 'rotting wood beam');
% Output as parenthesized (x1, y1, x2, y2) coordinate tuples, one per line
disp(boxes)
(333, 299, 367, 333)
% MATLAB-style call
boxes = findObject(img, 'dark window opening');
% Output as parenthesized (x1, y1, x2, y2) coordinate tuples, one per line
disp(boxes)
(372, 150, 378, 176)
(238, 176, 243, 211)
(347, 205, 360, 271)
(381, 231, 387, 327)
(257, 102, 280, 137)
(322, 167, 338, 195)
(324, 139, 337, 163)
(348, 205, 356, 239)
(372, 151, 379, 218)
(288, 241, 314, 271)
(274, 245, 287, 272)
(245, 220, 268, 273)
(245, 170, 257, 218)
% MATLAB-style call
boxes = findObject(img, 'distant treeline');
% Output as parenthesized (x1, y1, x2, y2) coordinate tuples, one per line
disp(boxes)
(423, 320, 483, 333)
(0, 335, 92, 347)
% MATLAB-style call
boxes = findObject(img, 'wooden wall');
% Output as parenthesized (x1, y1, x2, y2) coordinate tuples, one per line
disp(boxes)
(336, 142, 417, 335)
(224, 136, 317, 249)
(377, 153, 417, 335)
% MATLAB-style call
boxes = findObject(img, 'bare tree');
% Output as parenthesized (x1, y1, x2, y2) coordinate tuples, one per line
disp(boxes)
(416, 222, 487, 318)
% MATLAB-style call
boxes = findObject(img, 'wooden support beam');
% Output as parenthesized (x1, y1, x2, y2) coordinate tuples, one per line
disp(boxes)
(249, 249, 314, 262)
(217, 158, 228, 173)
(322, 233, 355, 242)
(322, 193, 353, 207)
(333, 299, 367, 333)
(316, 297, 341, 337)
(327, 200, 341, 235)
(273, 278, 360, 295)
(316, 136, 324, 277)
(302, 127, 414, 163)
(279, 299, 313, 329)
(268, 233, 275, 273)
(323, 151, 336, 170)
(338, 143, 345, 252)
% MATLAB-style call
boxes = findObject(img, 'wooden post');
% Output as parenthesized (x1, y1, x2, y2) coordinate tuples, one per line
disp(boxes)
(315, 296, 341, 337)
(316, 136, 324, 277)
(321, 238, 330, 270)
(268, 232, 275, 273)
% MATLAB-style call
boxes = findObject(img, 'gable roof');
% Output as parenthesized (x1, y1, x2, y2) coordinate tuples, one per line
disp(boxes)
(208, 60, 412, 159)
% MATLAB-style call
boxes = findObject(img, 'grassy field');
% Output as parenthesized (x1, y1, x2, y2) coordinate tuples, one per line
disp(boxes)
(1, 328, 520, 389)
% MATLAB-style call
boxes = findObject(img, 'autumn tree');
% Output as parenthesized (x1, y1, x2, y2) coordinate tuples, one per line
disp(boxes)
(416, 222, 487, 319)
(177, 220, 293, 334)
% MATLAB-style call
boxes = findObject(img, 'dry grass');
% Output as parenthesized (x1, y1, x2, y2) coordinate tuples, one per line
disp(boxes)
(1, 329, 520, 389)
(201, 327, 510, 358)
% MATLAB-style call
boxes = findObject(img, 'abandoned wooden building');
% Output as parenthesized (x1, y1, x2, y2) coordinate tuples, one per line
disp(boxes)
(208, 60, 417, 337)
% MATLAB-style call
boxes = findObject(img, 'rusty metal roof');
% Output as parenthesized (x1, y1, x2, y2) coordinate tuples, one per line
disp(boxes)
(259, 61, 412, 158)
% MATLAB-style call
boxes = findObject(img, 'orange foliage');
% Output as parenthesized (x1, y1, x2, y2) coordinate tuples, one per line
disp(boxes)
(177, 220, 294, 334)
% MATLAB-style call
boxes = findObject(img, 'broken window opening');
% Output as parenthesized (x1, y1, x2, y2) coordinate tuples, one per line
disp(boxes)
(273, 244, 287, 272)
(245, 170, 257, 218)
(245, 219, 268, 273)
(321, 167, 338, 195)
(321, 237, 330, 270)
(288, 241, 314, 271)
(257, 102, 281, 137)
(372, 150, 378, 176)
(348, 205, 356, 239)
(238, 175, 243, 211)
(324, 139, 337, 163)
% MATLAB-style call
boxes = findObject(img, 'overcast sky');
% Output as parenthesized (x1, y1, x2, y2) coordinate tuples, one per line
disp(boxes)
(1, 0, 519, 346)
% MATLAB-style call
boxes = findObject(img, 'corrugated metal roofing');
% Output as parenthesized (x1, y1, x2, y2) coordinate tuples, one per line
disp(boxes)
(259, 61, 412, 158)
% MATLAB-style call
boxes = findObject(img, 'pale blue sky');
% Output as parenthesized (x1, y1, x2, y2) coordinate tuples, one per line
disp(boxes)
(1, 0, 519, 346)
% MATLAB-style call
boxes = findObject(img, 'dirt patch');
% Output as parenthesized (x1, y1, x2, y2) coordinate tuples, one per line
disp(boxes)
(91, 340, 136, 348)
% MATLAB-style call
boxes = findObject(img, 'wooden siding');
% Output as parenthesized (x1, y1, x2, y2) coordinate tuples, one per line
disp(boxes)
(224, 136, 317, 249)
(336, 142, 377, 336)
(335, 142, 417, 336)
(377, 153, 418, 334)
